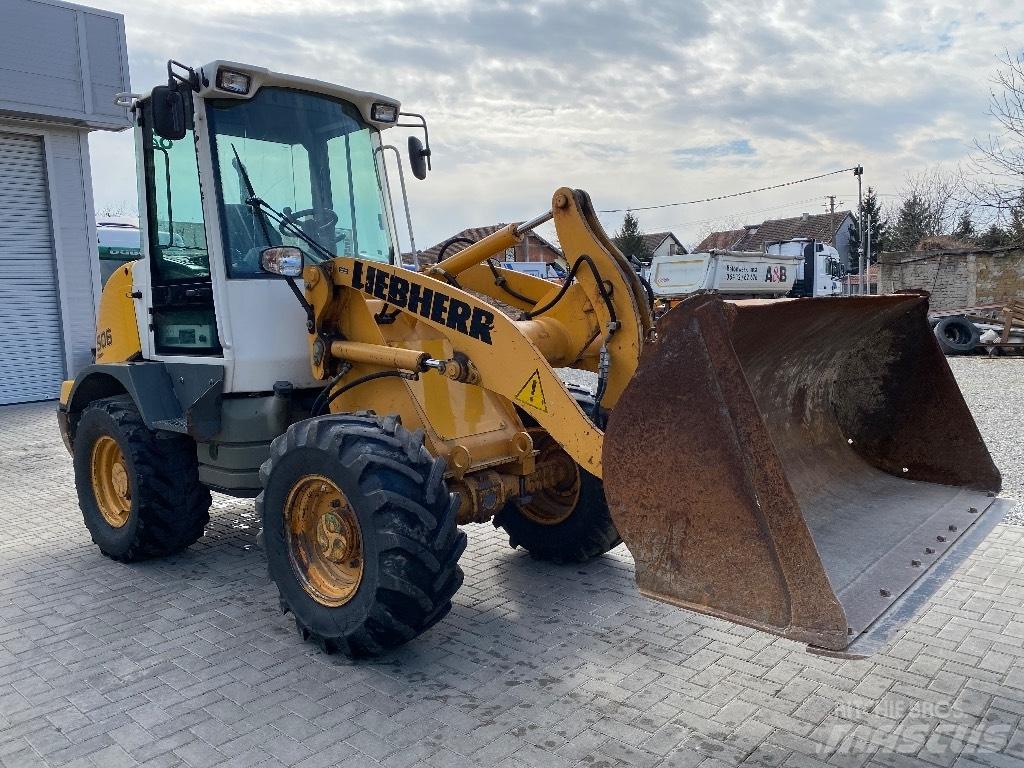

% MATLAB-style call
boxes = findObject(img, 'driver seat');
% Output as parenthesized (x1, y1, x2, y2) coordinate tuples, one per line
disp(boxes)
(223, 203, 282, 276)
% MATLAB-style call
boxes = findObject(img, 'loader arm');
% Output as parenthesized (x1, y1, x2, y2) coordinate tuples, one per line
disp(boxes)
(303, 187, 653, 476)
(305, 253, 604, 473)
(427, 187, 654, 407)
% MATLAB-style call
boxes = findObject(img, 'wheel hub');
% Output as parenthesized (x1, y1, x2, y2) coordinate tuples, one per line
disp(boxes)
(316, 510, 356, 564)
(91, 435, 132, 528)
(284, 475, 363, 607)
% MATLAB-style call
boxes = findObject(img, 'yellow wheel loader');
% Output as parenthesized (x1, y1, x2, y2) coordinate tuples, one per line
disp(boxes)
(59, 59, 1009, 658)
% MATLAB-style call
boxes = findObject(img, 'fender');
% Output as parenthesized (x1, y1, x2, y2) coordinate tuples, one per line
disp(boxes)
(58, 362, 224, 450)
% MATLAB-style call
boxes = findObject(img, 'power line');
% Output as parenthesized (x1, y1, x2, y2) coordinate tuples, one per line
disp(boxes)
(598, 167, 860, 213)
(643, 196, 825, 231)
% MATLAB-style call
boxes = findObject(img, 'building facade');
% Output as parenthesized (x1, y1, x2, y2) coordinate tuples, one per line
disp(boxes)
(0, 0, 129, 404)
(640, 231, 687, 260)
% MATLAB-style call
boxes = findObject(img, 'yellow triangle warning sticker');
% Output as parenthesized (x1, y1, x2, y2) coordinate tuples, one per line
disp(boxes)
(514, 370, 548, 412)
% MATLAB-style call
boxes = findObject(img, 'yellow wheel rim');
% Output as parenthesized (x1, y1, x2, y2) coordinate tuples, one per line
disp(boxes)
(91, 435, 132, 528)
(518, 427, 581, 526)
(284, 475, 363, 607)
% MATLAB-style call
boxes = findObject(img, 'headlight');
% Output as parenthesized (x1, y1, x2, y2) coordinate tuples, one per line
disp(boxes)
(217, 69, 251, 95)
(370, 102, 398, 123)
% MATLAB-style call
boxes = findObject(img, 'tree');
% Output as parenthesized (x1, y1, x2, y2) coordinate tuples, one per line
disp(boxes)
(614, 211, 652, 266)
(888, 193, 933, 251)
(848, 186, 888, 264)
(952, 210, 977, 242)
(899, 167, 969, 236)
(976, 223, 1012, 248)
(1009, 190, 1024, 244)
(970, 51, 1024, 213)
(97, 201, 136, 218)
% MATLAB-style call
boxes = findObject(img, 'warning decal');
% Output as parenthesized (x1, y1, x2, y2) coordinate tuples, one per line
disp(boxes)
(514, 370, 548, 412)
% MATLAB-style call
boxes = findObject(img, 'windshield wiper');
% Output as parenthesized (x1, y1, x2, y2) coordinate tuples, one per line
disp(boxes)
(230, 144, 275, 246)
(229, 144, 335, 264)
(230, 144, 319, 330)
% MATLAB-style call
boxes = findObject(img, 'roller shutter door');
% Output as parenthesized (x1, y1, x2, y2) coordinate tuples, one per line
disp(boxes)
(0, 132, 65, 404)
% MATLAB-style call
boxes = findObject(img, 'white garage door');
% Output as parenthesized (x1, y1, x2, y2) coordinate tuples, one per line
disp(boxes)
(0, 132, 66, 405)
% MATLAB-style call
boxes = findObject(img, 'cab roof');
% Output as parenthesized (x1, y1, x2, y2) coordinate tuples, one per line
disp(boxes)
(137, 60, 402, 130)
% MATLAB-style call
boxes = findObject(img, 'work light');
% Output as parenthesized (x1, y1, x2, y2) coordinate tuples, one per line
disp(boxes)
(370, 103, 398, 123)
(217, 69, 251, 95)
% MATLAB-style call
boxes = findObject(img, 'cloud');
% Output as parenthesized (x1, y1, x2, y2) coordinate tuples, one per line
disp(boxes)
(87, 0, 1024, 248)
(673, 139, 756, 168)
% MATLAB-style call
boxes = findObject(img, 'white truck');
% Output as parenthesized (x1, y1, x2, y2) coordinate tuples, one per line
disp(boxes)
(646, 237, 843, 301)
(499, 260, 567, 281)
(764, 238, 844, 298)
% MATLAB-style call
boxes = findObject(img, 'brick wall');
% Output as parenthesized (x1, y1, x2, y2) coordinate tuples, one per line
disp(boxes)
(878, 246, 1024, 310)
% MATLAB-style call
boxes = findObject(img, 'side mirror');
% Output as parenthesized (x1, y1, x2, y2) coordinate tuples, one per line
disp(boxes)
(260, 246, 304, 277)
(408, 136, 429, 180)
(152, 85, 187, 140)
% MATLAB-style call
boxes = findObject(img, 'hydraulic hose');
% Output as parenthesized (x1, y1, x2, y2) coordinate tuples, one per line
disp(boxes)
(317, 369, 419, 415)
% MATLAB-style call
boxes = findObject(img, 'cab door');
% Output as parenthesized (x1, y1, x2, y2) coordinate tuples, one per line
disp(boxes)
(139, 96, 224, 365)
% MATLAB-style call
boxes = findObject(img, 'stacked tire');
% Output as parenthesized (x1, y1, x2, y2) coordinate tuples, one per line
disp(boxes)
(933, 316, 979, 355)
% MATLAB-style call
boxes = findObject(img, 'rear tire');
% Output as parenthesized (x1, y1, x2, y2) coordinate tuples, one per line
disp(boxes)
(73, 395, 211, 562)
(258, 413, 466, 657)
(494, 387, 621, 563)
(934, 316, 979, 355)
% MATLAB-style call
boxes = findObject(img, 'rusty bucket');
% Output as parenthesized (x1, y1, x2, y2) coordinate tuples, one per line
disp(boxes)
(603, 292, 1007, 656)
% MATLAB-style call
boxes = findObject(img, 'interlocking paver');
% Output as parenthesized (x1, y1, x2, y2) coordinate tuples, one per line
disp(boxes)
(1, 400, 1023, 768)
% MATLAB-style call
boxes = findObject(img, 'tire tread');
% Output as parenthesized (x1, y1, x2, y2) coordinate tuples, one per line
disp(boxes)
(75, 396, 210, 562)
(259, 412, 465, 657)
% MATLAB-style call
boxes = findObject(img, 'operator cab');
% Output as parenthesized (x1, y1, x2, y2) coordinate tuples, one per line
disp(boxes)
(132, 60, 428, 392)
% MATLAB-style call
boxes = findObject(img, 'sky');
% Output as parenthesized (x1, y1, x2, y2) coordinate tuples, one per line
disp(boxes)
(88, 0, 1023, 251)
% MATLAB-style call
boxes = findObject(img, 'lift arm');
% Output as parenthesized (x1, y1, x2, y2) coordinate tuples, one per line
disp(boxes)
(302, 187, 654, 476)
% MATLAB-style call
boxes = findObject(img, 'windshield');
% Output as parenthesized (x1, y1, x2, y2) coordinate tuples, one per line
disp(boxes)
(206, 87, 397, 277)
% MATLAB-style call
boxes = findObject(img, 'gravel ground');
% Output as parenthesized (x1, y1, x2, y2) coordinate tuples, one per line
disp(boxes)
(948, 357, 1023, 519)
(559, 356, 1023, 524)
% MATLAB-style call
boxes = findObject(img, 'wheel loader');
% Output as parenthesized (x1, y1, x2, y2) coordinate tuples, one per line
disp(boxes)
(58, 59, 1010, 658)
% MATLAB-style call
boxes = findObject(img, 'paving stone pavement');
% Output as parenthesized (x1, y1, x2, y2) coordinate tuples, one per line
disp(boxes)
(2, 400, 1023, 768)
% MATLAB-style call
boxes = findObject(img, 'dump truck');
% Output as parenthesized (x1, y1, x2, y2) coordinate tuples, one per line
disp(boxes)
(58, 59, 1009, 658)
(647, 238, 842, 304)
(647, 249, 804, 300)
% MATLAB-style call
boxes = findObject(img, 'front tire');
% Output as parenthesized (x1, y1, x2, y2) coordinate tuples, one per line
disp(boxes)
(258, 413, 466, 657)
(73, 395, 211, 562)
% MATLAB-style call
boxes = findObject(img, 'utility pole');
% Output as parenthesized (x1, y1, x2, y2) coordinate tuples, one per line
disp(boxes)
(866, 214, 872, 295)
(854, 166, 864, 295)
(825, 195, 836, 245)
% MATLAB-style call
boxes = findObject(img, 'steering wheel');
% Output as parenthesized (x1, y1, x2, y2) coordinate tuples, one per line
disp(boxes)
(278, 207, 342, 242)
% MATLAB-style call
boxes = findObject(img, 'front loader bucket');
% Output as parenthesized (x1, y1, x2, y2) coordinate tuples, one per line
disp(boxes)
(603, 293, 1007, 656)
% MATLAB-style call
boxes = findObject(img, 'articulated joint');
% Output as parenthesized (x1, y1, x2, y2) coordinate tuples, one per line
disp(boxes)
(450, 449, 577, 524)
